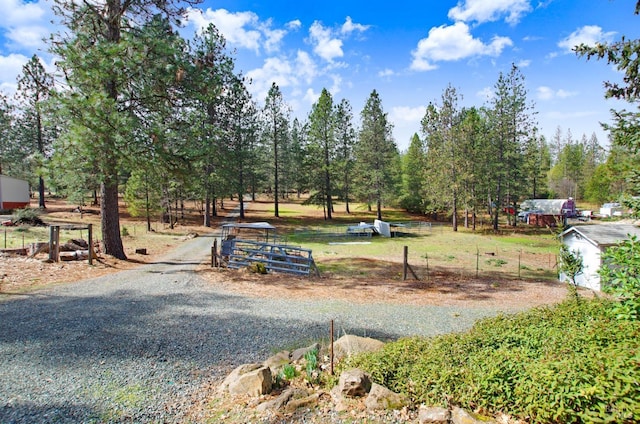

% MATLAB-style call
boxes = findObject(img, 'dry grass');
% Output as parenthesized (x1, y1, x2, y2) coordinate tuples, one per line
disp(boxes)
(2, 196, 577, 308)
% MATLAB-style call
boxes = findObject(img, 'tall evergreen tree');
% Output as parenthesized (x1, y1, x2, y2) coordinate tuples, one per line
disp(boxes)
(307, 88, 336, 219)
(400, 133, 426, 213)
(334, 99, 356, 213)
(15, 54, 55, 208)
(51, 0, 197, 259)
(263, 82, 290, 217)
(355, 89, 399, 220)
(488, 64, 537, 229)
(421, 85, 463, 231)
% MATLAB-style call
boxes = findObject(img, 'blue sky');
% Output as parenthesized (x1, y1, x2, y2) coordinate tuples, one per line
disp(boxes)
(1, 0, 638, 150)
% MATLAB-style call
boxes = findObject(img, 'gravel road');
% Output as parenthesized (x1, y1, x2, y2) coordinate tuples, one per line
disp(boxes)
(0, 234, 508, 423)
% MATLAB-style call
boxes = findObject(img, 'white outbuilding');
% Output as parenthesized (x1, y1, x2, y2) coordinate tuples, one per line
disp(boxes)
(0, 175, 30, 211)
(559, 224, 640, 291)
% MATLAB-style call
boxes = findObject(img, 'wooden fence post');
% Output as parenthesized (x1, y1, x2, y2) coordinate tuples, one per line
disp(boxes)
(88, 224, 93, 265)
(49, 225, 60, 262)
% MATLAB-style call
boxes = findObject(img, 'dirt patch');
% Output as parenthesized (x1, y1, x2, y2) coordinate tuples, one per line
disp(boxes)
(197, 258, 577, 310)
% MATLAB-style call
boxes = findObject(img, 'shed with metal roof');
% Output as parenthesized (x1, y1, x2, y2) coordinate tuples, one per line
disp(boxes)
(559, 224, 640, 291)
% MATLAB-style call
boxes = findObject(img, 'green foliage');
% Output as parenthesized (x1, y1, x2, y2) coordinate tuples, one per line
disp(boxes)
(486, 258, 507, 267)
(600, 235, 640, 320)
(279, 364, 297, 381)
(249, 262, 267, 274)
(304, 347, 320, 385)
(559, 245, 584, 300)
(342, 299, 639, 423)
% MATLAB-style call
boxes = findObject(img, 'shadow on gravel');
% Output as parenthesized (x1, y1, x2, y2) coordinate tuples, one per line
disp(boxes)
(0, 288, 400, 366)
(0, 288, 401, 422)
(1, 401, 100, 424)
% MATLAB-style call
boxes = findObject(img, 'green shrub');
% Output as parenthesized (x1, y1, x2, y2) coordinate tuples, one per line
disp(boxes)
(279, 364, 297, 381)
(11, 208, 45, 226)
(600, 235, 640, 321)
(249, 262, 267, 274)
(341, 299, 639, 423)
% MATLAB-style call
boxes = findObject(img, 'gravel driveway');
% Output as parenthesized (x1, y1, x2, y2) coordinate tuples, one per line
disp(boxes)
(0, 234, 508, 423)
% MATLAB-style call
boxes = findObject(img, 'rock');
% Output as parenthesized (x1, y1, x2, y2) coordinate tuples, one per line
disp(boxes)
(364, 383, 408, 411)
(291, 343, 320, 362)
(419, 405, 451, 423)
(336, 368, 372, 398)
(329, 386, 349, 412)
(256, 387, 308, 412)
(220, 364, 273, 397)
(284, 392, 320, 413)
(451, 406, 496, 424)
(263, 350, 291, 374)
(333, 335, 384, 360)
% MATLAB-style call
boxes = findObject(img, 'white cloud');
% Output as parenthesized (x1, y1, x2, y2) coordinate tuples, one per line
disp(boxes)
(0, 0, 53, 52)
(7, 25, 50, 49)
(516, 59, 531, 68)
(378, 68, 395, 77)
(304, 87, 320, 104)
(260, 22, 287, 53)
(187, 8, 295, 54)
(0, 53, 30, 95)
(558, 25, 616, 52)
(188, 8, 261, 51)
(309, 21, 343, 62)
(287, 20, 302, 30)
(244, 49, 321, 101)
(477, 86, 495, 101)
(0, 0, 46, 25)
(245, 57, 295, 100)
(341, 16, 370, 35)
(448, 0, 532, 25)
(295, 50, 317, 84)
(391, 105, 426, 123)
(537, 86, 577, 100)
(329, 73, 342, 95)
(410, 22, 512, 71)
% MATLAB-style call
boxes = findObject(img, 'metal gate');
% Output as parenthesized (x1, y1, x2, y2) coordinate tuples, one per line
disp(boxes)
(225, 239, 319, 276)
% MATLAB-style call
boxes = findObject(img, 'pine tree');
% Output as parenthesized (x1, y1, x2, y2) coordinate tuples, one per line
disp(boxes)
(355, 90, 400, 220)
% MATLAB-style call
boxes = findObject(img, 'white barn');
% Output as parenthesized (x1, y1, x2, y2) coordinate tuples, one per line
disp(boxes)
(560, 224, 640, 291)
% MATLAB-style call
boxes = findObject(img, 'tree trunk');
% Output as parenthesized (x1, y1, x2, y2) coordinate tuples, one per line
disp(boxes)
(100, 179, 126, 259)
(204, 192, 211, 227)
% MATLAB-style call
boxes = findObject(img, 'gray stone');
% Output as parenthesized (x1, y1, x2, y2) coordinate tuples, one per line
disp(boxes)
(337, 368, 372, 398)
(291, 343, 320, 362)
(419, 405, 451, 423)
(451, 406, 496, 424)
(333, 335, 384, 360)
(220, 363, 272, 396)
(284, 392, 320, 413)
(364, 383, 408, 411)
(263, 350, 291, 374)
(256, 387, 308, 412)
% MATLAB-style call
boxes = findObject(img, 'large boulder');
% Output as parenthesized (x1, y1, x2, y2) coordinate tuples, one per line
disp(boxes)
(364, 383, 408, 411)
(333, 335, 384, 360)
(220, 364, 273, 397)
(336, 368, 372, 398)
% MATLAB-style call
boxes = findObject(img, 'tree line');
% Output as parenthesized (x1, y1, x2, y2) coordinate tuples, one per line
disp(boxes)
(0, 0, 637, 258)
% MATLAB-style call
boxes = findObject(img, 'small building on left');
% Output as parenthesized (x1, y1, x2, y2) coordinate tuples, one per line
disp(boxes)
(0, 175, 30, 211)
